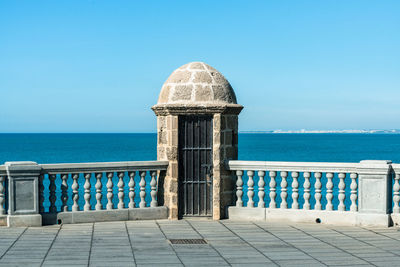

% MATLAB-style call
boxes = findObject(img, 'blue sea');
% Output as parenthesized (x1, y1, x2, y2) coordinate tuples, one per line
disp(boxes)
(0, 133, 400, 164)
(1, 133, 399, 163)
(1, 133, 399, 211)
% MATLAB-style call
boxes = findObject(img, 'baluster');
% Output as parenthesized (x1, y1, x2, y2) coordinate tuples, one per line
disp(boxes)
(326, 173, 334, 211)
(95, 173, 103, 210)
(258, 171, 265, 208)
(314, 172, 322, 210)
(61, 174, 68, 212)
(236, 170, 244, 207)
(150, 171, 158, 207)
(117, 172, 125, 209)
(49, 174, 57, 213)
(128, 171, 136, 208)
(139, 171, 147, 208)
(269, 171, 277, 208)
(106, 172, 114, 210)
(303, 172, 311, 210)
(39, 174, 45, 213)
(247, 171, 255, 208)
(0, 176, 5, 215)
(280, 171, 288, 209)
(350, 173, 358, 212)
(338, 173, 346, 211)
(72, 173, 79, 212)
(291, 172, 299, 209)
(394, 173, 400, 213)
(83, 173, 91, 211)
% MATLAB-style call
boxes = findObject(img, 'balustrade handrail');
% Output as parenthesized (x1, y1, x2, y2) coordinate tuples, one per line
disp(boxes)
(392, 163, 400, 172)
(40, 160, 169, 174)
(227, 160, 359, 173)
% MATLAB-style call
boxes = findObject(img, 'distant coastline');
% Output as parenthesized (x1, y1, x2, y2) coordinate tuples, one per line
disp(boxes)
(240, 129, 400, 134)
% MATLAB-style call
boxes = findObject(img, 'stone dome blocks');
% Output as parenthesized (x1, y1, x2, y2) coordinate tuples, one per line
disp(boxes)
(157, 62, 237, 105)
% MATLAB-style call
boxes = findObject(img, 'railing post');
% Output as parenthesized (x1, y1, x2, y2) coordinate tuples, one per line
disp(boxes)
(0, 175, 6, 225)
(5, 161, 42, 227)
(357, 160, 392, 226)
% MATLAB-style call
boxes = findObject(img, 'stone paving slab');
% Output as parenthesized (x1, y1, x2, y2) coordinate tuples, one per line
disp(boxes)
(1, 220, 400, 266)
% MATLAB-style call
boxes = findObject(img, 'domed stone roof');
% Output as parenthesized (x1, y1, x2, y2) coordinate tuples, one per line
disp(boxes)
(157, 62, 237, 104)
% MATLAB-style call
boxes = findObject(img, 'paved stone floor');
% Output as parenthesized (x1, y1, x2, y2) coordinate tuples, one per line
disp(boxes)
(0, 220, 400, 267)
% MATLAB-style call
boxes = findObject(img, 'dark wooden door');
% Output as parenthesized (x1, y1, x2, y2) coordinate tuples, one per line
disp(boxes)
(178, 115, 213, 217)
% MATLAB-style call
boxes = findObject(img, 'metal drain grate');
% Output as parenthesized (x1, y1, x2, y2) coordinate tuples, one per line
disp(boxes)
(169, 239, 207, 244)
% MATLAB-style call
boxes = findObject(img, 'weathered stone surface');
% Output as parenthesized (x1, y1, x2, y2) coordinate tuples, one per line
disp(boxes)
(169, 130, 178, 146)
(193, 71, 212, 83)
(166, 70, 191, 83)
(155, 62, 240, 105)
(189, 62, 205, 70)
(169, 207, 178, 219)
(158, 116, 166, 128)
(226, 115, 237, 129)
(209, 68, 229, 85)
(194, 85, 212, 101)
(169, 180, 178, 194)
(166, 147, 178, 161)
(167, 115, 178, 130)
(170, 162, 178, 177)
(213, 85, 234, 103)
(158, 130, 167, 144)
(171, 85, 192, 101)
(157, 147, 165, 158)
(221, 176, 235, 190)
(224, 130, 232, 145)
(158, 85, 171, 103)
(213, 113, 221, 128)
(224, 146, 236, 159)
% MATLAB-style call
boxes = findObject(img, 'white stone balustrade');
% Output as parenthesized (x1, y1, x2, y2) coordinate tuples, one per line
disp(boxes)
(0, 160, 399, 227)
(36, 161, 168, 214)
(231, 161, 359, 211)
(0, 161, 169, 226)
(228, 160, 395, 227)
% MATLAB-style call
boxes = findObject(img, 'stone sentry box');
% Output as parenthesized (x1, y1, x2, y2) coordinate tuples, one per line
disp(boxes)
(152, 62, 243, 220)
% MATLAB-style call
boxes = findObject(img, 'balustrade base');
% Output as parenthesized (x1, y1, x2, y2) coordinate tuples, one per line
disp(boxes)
(56, 207, 168, 224)
(228, 207, 266, 221)
(357, 212, 391, 227)
(228, 207, 392, 227)
(0, 215, 7, 226)
(7, 214, 42, 227)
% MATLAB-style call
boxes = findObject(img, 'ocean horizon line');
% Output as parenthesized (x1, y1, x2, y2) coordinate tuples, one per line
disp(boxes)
(0, 130, 399, 134)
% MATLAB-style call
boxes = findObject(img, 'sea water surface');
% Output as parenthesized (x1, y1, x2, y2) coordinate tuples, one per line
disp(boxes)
(1, 133, 399, 163)
(1, 133, 399, 211)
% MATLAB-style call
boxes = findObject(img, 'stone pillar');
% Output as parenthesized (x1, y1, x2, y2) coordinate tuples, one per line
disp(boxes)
(156, 115, 179, 219)
(212, 114, 239, 219)
(357, 160, 392, 226)
(5, 161, 42, 227)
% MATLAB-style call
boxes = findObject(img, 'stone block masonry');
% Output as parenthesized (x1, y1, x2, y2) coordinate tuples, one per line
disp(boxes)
(152, 62, 243, 220)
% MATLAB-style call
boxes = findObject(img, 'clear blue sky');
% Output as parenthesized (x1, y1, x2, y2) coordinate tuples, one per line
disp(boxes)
(1, 0, 399, 133)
